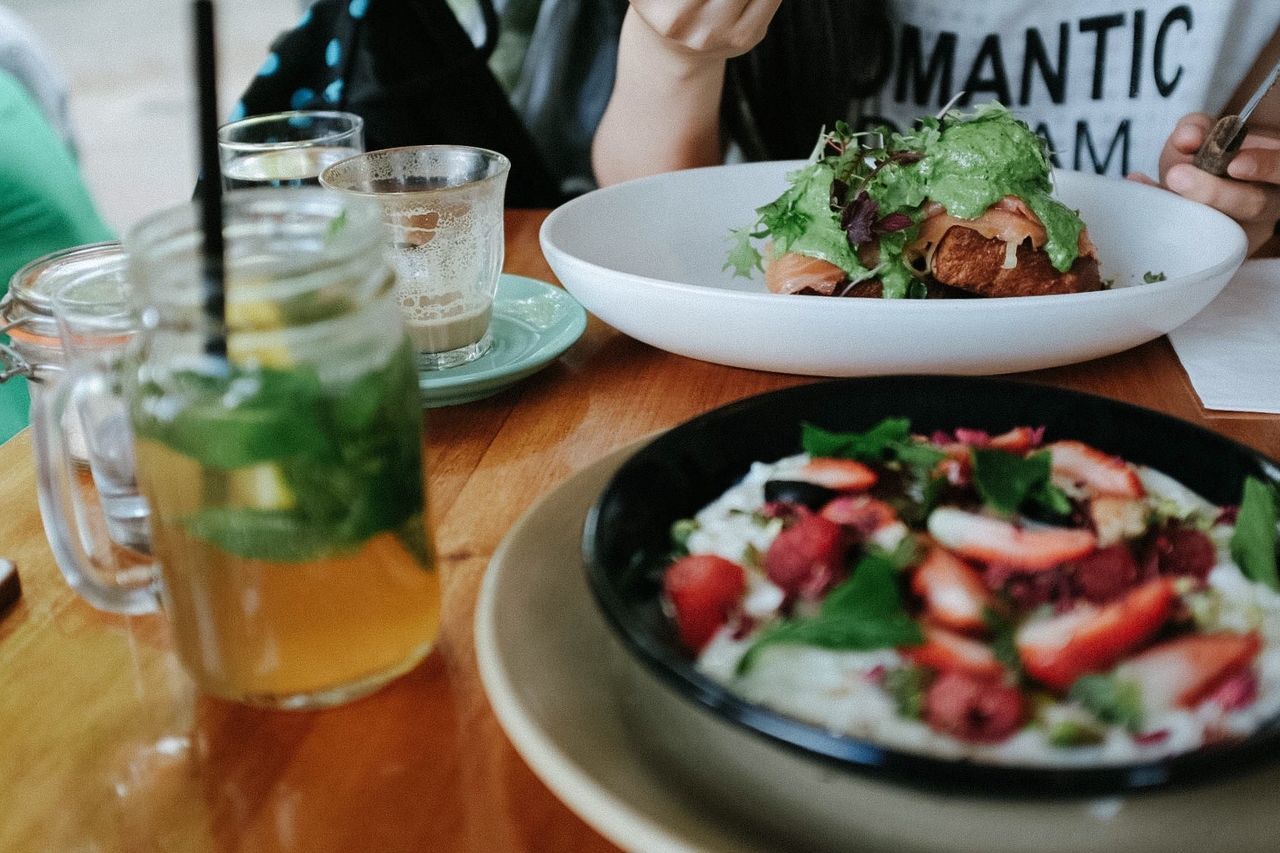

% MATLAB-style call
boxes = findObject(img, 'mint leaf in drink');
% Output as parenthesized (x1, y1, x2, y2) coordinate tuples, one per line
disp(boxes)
(1231, 477, 1279, 591)
(183, 507, 341, 561)
(143, 341, 427, 564)
(134, 366, 329, 470)
(738, 554, 921, 674)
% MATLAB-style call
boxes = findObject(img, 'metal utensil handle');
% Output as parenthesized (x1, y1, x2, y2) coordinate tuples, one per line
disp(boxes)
(1193, 115, 1246, 177)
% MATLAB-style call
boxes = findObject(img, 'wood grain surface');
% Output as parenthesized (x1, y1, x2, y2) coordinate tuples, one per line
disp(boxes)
(1, 210, 1277, 852)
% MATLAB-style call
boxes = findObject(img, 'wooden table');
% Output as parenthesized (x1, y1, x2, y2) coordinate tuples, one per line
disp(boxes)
(2, 210, 1277, 852)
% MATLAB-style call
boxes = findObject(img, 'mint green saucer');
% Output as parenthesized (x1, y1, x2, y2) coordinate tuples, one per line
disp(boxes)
(418, 275, 587, 408)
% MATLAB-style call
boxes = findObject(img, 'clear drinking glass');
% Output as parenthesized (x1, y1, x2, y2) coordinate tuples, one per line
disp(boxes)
(217, 110, 364, 190)
(51, 266, 149, 553)
(34, 189, 439, 709)
(320, 145, 510, 371)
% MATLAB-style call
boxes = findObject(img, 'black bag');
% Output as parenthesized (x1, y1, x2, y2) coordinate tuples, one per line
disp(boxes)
(232, 0, 563, 207)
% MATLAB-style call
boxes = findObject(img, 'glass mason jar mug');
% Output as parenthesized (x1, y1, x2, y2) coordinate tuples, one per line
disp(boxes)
(36, 189, 440, 709)
(4, 243, 155, 607)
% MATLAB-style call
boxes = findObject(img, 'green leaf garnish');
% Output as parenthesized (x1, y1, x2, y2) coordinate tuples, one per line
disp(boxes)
(802, 418, 946, 473)
(1142, 270, 1167, 283)
(1068, 674, 1144, 732)
(1047, 719, 1107, 747)
(971, 448, 1070, 518)
(724, 226, 763, 278)
(1231, 477, 1279, 591)
(867, 534, 922, 572)
(737, 554, 922, 674)
(883, 666, 930, 719)
(670, 518, 698, 555)
(983, 605, 1022, 675)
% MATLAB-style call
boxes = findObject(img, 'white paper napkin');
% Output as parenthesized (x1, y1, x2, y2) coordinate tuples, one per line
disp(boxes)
(1168, 259, 1280, 414)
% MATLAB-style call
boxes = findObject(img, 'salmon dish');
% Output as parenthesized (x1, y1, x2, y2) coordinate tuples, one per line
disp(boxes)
(659, 418, 1280, 765)
(727, 103, 1103, 299)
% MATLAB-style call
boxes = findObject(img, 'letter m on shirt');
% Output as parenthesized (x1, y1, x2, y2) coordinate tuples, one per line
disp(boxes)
(895, 25, 957, 108)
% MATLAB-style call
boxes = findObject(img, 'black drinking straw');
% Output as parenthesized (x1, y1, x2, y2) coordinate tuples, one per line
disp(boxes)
(194, 0, 227, 358)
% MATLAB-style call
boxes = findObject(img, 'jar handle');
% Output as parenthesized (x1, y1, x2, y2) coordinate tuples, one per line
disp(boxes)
(32, 363, 160, 614)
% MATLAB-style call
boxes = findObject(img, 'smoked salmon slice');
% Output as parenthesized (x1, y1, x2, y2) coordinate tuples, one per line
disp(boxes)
(764, 251, 846, 295)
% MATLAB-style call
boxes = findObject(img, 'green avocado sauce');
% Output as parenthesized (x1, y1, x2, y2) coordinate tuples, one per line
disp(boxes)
(725, 104, 1086, 298)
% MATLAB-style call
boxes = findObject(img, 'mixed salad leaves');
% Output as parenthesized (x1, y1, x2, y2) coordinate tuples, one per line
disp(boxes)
(661, 418, 1280, 751)
(726, 103, 1087, 298)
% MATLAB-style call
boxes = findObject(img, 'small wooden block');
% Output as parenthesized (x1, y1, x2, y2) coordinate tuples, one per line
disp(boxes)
(1192, 115, 1246, 177)
(0, 560, 20, 614)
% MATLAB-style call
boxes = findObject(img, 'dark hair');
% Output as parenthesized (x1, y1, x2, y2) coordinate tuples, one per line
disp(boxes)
(725, 0, 893, 160)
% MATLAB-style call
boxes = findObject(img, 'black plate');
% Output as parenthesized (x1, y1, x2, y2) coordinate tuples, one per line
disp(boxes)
(583, 376, 1280, 798)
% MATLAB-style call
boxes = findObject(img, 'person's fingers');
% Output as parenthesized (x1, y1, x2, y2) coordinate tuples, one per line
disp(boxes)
(1238, 129, 1280, 150)
(738, 0, 784, 30)
(632, 0, 766, 55)
(719, 0, 782, 55)
(1126, 172, 1159, 186)
(1158, 114, 1212, 178)
(1169, 113, 1213, 154)
(1228, 146, 1280, 184)
(1166, 163, 1280, 223)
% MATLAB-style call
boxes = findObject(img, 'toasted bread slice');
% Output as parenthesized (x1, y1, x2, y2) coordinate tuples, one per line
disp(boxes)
(930, 226, 1103, 297)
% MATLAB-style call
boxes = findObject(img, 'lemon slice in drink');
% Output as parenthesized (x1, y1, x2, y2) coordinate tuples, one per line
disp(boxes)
(226, 463, 296, 510)
(226, 297, 293, 367)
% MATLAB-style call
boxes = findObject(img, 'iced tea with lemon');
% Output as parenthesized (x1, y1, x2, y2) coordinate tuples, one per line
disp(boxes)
(131, 337, 436, 706)
(123, 189, 437, 708)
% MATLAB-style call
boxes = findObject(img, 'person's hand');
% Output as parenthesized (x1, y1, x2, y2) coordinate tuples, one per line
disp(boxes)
(627, 0, 783, 65)
(1130, 113, 1280, 255)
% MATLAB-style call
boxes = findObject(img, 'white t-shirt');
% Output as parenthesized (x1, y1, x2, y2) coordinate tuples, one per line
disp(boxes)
(857, 1, 1280, 177)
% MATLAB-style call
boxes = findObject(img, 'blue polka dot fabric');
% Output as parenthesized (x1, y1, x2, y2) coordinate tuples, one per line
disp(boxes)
(257, 52, 280, 77)
(228, 0, 563, 206)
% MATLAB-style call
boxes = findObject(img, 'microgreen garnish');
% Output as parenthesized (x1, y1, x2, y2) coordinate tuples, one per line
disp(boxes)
(971, 449, 1071, 518)
(737, 554, 922, 674)
(1231, 477, 1279, 591)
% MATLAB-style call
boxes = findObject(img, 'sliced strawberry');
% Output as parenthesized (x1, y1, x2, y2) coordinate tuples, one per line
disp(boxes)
(934, 448, 972, 487)
(820, 495, 898, 536)
(798, 458, 878, 492)
(911, 546, 994, 633)
(1046, 441, 1145, 499)
(902, 625, 1004, 679)
(927, 507, 1097, 571)
(763, 514, 848, 601)
(924, 670, 1025, 743)
(1015, 578, 1175, 691)
(663, 555, 747, 653)
(1114, 632, 1261, 712)
(987, 425, 1045, 453)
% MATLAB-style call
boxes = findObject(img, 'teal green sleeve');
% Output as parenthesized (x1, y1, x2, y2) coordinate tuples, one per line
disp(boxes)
(0, 71, 114, 295)
(0, 71, 112, 443)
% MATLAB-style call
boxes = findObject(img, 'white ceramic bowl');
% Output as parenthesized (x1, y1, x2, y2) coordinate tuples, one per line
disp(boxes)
(541, 163, 1247, 375)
